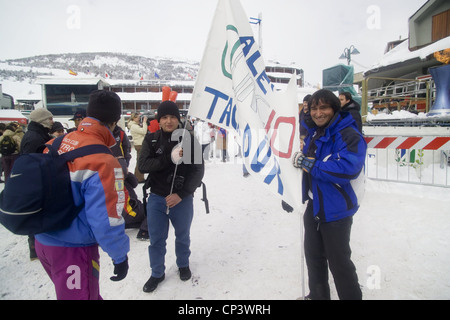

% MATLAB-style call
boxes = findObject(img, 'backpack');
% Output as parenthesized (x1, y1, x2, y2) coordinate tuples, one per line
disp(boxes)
(0, 135, 112, 235)
(0, 135, 17, 156)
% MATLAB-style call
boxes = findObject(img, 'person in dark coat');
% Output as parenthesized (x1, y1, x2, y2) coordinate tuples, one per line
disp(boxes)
(138, 101, 204, 293)
(67, 110, 86, 133)
(300, 94, 312, 146)
(0, 123, 22, 182)
(20, 108, 54, 260)
(50, 121, 66, 138)
(339, 92, 363, 133)
(20, 109, 54, 155)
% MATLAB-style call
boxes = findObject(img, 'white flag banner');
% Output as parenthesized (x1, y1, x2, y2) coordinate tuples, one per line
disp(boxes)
(190, 0, 302, 209)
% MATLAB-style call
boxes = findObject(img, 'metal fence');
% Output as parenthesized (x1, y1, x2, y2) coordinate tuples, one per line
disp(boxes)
(361, 76, 435, 117)
(365, 136, 450, 187)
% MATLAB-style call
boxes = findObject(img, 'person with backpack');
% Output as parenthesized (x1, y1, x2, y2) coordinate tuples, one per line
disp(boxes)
(111, 124, 148, 240)
(138, 101, 204, 293)
(20, 109, 54, 260)
(34, 90, 130, 300)
(0, 123, 22, 182)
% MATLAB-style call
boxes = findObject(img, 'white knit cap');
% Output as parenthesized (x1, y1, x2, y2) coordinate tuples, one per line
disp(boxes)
(29, 109, 53, 124)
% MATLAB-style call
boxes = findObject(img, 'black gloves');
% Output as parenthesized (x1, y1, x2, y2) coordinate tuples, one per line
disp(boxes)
(293, 152, 316, 173)
(110, 256, 128, 281)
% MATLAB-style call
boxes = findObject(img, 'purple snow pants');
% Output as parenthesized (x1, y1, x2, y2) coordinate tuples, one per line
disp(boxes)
(35, 240, 102, 300)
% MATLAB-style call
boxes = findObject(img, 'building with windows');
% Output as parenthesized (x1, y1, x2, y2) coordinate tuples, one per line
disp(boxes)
(265, 61, 304, 88)
(35, 76, 192, 117)
(35, 60, 312, 120)
(361, 0, 450, 116)
(108, 79, 194, 114)
(409, 0, 450, 51)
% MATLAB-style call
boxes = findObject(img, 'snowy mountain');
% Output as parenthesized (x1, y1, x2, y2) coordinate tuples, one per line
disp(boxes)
(0, 52, 199, 82)
(0, 52, 200, 101)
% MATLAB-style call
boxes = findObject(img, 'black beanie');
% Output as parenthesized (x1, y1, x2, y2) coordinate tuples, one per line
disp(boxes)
(157, 101, 181, 123)
(87, 90, 122, 123)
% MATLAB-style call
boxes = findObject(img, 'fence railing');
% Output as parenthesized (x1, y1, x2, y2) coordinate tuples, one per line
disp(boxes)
(361, 76, 435, 120)
(365, 135, 450, 187)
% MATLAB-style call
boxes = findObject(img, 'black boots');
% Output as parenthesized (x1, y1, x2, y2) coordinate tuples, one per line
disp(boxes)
(179, 267, 191, 281)
(142, 267, 192, 293)
(143, 274, 165, 293)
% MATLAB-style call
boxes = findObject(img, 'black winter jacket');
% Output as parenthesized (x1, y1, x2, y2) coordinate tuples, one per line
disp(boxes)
(138, 129, 204, 198)
(342, 101, 362, 133)
(20, 121, 53, 154)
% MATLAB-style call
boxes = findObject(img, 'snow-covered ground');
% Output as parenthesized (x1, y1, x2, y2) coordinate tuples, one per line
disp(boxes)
(1, 147, 449, 300)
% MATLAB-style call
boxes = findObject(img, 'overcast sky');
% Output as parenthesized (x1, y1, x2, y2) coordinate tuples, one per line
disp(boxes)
(0, 0, 427, 85)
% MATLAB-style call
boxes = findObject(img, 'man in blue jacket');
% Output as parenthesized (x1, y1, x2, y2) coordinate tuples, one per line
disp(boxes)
(35, 91, 130, 300)
(293, 89, 366, 300)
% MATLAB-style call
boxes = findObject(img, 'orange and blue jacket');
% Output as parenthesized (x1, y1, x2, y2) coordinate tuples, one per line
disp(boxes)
(35, 118, 129, 263)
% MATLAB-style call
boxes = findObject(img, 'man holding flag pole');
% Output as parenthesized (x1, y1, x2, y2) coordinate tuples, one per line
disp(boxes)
(139, 94, 204, 293)
(293, 89, 366, 300)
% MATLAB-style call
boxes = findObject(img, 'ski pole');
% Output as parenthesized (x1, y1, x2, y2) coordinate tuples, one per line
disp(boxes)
(166, 114, 191, 214)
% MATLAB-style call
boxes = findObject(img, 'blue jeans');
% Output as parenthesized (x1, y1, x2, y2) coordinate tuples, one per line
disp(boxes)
(146, 193, 194, 278)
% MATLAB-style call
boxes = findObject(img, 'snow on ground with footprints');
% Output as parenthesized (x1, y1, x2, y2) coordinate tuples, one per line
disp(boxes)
(1, 146, 449, 300)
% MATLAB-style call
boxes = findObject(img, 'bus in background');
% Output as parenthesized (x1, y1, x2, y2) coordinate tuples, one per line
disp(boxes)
(34, 77, 108, 129)
(0, 84, 14, 110)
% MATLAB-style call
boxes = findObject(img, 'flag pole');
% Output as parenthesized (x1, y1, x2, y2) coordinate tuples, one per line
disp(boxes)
(299, 207, 306, 299)
(166, 93, 193, 215)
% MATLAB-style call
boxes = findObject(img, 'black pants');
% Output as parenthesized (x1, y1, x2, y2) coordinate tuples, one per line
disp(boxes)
(303, 200, 362, 300)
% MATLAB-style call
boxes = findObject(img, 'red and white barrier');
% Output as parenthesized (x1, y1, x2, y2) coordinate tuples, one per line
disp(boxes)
(365, 136, 450, 150)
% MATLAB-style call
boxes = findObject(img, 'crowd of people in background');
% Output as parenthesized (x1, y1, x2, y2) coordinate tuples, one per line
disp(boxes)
(1, 87, 366, 300)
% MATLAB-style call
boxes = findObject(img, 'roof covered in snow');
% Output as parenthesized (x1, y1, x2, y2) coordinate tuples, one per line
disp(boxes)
(116, 91, 192, 102)
(365, 36, 450, 75)
(35, 76, 107, 86)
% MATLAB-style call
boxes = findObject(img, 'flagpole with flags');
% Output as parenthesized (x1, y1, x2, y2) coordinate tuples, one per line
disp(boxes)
(154, 72, 161, 89)
(189, 0, 305, 299)
(190, 0, 302, 210)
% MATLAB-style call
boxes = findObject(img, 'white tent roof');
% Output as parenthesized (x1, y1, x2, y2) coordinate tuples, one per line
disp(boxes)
(0, 109, 28, 125)
(116, 91, 192, 102)
(34, 76, 107, 86)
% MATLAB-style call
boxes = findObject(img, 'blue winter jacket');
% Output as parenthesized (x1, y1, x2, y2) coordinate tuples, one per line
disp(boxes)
(301, 111, 367, 222)
(35, 118, 130, 264)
